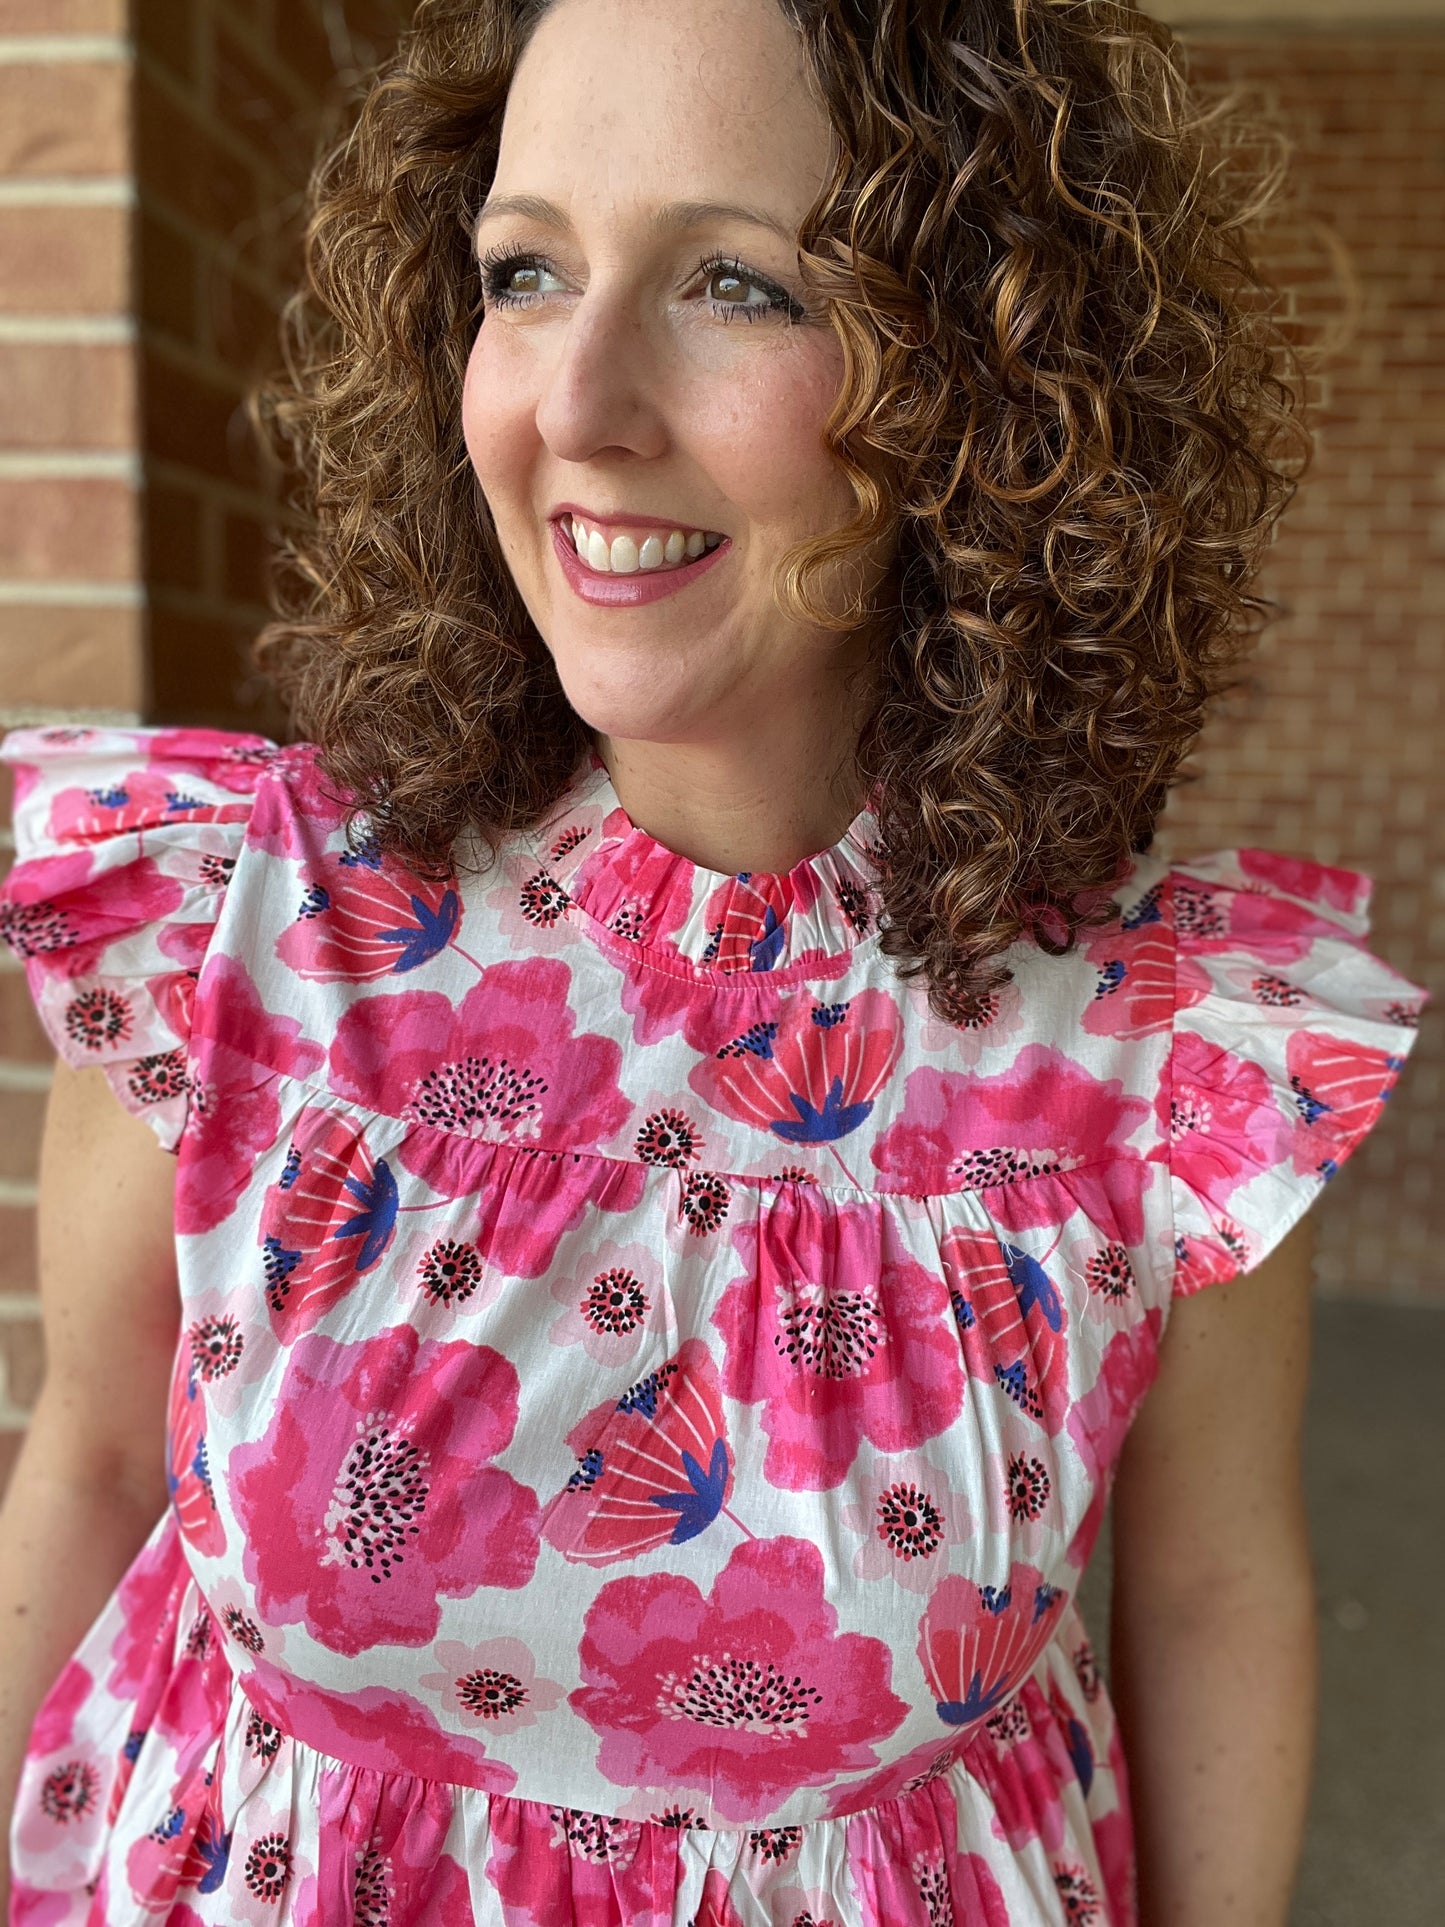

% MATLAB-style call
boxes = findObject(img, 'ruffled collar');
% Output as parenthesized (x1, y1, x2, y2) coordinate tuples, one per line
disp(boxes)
(520, 747, 885, 972)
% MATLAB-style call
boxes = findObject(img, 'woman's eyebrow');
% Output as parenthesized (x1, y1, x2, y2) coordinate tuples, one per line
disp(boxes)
(472, 194, 796, 244)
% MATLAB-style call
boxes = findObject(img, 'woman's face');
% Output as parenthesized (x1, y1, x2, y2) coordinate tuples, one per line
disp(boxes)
(462, 0, 893, 757)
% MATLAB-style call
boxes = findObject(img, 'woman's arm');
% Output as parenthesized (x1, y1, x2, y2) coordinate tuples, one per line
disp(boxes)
(1109, 1220, 1317, 1927)
(0, 1062, 180, 1919)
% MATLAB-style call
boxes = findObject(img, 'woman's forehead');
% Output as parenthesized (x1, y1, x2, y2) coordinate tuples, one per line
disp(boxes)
(495, 0, 830, 217)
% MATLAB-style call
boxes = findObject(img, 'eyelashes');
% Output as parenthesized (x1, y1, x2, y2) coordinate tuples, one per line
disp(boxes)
(475, 243, 807, 326)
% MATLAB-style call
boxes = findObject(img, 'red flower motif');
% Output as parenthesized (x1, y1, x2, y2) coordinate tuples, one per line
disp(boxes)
(712, 1194, 965, 1490)
(274, 842, 463, 983)
(872, 1046, 1152, 1240)
(1285, 1028, 1403, 1178)
(1166, 1030, 1291, 1216)
(181, 955, 326, 1235)
(256, 1106, 399, 1342)
(843, 1779, 1011, 1926)
(688, 988, 903, 1145)
(917, 1563, 1069, 1731)
(484, 1801, 678, 1927)
(165, 1342, 226, 1558)
(228, 1324, 540, 1655)
(940, 1227, 1070, 1436)
(542, 1338, 735, 1565)
(571, 1535, 909, 1822)
(1064, 1310, 1163, 1569)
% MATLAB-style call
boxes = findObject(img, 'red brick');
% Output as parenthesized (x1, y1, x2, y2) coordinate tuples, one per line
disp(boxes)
(0, 0, 124, 25)
(0, 342, 136, 450)
(0, 478, 138, 581)
(0, 1208, 39, 1298)
(144, 479, 205, 593)
(134, 67, 274, 234)
(0, 605, 144, 710)
(0, 1088, 47, 1185)
(138, 209, 199, 347)
(222, 509, 271, 605)
(0, 207, 129, 315)
(134, 0, 196, 85)
(0, 1316, 44, 1412)
(148, 600, 273, 724)
(140, 344, 254, 482)
(0, 64, 129, 179)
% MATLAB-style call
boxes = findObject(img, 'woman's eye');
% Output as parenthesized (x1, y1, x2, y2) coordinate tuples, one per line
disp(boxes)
(479, 252, 561, 307)
(703, 261, 798, 324)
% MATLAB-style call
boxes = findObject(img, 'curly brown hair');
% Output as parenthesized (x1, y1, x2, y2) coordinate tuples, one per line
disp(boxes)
(253, 0, 1306, 1024)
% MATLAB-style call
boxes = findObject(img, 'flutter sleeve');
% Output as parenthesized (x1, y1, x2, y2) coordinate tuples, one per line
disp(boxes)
(1166, 848, 1429, 1294)
(0, 723, 280, 1151)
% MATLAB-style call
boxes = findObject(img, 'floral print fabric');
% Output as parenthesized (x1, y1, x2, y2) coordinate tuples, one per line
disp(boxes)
(0, 724, 1426, 1927)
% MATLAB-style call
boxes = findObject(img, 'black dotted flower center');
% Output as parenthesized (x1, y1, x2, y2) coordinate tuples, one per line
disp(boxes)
(222, 1605, 265, 1653)
(326, 1426, 429, 1582)
(582, 1267, 649, 1335)
(876, 1480, 946, 1559)
(189, 1314, 244, 1380)
(244, 1833, 293, 1903)
(410, 1055, 547, 1139)
(1084, 1242, 1134, 1300)
(519, 870, 572, 927)
(456, 1667, 528, 1720)
(658, 1654, 822, 1735)
(1007, 1453, 1051, 1521)
(774, 1284, 882, 1379)
(635, 1108, 701, 1168)
(64, 987, 133, 1050)
(418, 1238, 483, 1306)
(39, 1760, 99, 1823)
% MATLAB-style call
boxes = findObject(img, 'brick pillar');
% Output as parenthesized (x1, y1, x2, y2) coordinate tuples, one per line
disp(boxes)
(0, 1, 143, 1492)
(0, 1, 405, 1494)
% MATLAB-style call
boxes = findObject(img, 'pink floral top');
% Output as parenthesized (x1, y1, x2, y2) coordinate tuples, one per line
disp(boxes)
(0, 724, 1427, 1927)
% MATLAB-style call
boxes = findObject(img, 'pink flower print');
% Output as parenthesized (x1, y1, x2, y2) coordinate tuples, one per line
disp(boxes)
(181, 955, 326, 1236)
(690, 1867, 747, 1927)
(1, 845, 185, 986)
(1167, 1030, 1291, 1215)
(329, 958, 627, 1149)
(967, 1677, 1080, 1853)
(837, 1448, 972, 1594)
(1064, 1309, 1162, 1570)
(239, 1657, 518, 1794)
(142, 726, 280, 795)
(688, 987, 903, 1151)
(940, 1227, 1070, 1437)
(983, 1414, 1061, 1560)
(547, 1236, 664, 1368)
(44, 765, 253, 846)
(318, 1767, 474, 1927)
(257, 1106, 399, 1342)
(26, 1659, 93, 1756)
(225, 1790, 317, 1927)
(571, 1534, 910, 1823)
(713, 1194, 965, 1490)
(872, 1046, 1152, 1239)
(1285, 1028, 1404, 1178)
(1081, 886, 1179, 1040)
(844, 1780, 1010, 1927)
(180, 1285, 266, 1424)
(1176, 864, 1348, 968)
(124, 1760, 231, 1913)
(103, 1516, 190, 1703)
(1174, 1221, 1251, 1294)
(771, 1885, 842, 1927)
(543, 1338, 736, 1565)
(228, 1323, 540, 1654)
(418, 1636, 565, 1733)
(1237, 847, 1370, 916)
(274, 837, 464, 982)
(917, 1563, 1069, 1731)
(913, 971, 1027, 1064)
(701, 867, 804, 972)
(483, 1798, 677, 1927)
(165, 1338, 226, 1559)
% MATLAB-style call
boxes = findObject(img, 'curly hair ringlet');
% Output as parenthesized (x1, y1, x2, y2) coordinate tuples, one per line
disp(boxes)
(251, 0, 1309, 1026)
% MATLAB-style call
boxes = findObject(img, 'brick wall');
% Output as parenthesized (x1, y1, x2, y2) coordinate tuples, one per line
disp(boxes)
(0, 0, 143, 1498)
(1155, 30, 1445, 1300)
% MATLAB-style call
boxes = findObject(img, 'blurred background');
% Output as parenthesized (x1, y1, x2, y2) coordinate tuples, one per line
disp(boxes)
(0, 0, 1439, 1918)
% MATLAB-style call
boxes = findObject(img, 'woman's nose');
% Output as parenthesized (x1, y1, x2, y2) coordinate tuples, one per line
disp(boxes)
(533, 289, 671, 465)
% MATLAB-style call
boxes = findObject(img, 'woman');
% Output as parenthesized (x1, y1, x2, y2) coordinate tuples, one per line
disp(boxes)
(0, 0, 1427, 1922)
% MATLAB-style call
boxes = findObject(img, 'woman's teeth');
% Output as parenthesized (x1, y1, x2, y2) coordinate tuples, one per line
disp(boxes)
(564, 517, 723, 574)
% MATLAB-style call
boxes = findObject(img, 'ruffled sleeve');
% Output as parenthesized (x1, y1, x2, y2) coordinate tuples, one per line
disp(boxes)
(0, 724, 280, 1150)
(1166, 848, 1429, 1294)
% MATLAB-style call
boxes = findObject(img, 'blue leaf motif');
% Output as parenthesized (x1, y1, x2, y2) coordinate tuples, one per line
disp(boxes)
(649, 1438, 730, 1544)
(1003, 1243, 1063, 1333)
(332, 1158, 400, 1271)
(375, 890, 461, 972)
(772, 1075, 873, 1144)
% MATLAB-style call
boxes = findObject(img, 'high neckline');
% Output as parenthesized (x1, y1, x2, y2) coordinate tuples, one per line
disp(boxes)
(522, 746, 885, 972)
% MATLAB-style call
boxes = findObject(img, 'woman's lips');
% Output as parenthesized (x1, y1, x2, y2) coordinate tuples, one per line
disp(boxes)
(550, 516, 731, 607)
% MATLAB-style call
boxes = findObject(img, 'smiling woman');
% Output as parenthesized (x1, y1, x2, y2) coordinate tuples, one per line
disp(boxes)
(0, 3, 1429, 1926)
